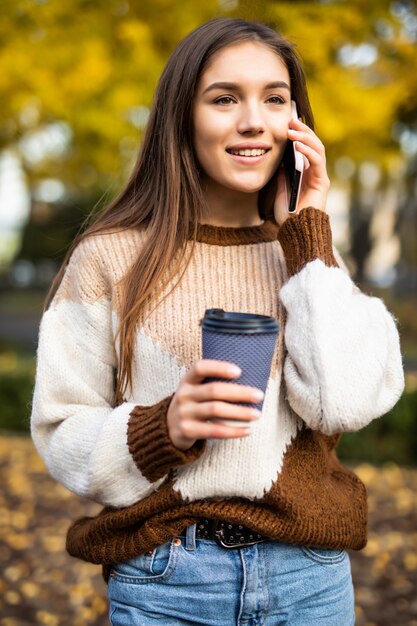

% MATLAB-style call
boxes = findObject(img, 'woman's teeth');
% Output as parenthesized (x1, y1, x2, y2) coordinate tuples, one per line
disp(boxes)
(229, 148, 267, 157)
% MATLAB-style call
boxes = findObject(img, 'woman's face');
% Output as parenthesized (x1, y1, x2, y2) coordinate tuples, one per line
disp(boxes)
(193, 41, 292, 196)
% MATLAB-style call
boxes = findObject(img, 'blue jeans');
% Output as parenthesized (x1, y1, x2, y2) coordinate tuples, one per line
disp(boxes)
(108, 524, 355, 625)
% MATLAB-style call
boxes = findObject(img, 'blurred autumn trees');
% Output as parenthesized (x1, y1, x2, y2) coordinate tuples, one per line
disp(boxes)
(1, 0, 417, 199)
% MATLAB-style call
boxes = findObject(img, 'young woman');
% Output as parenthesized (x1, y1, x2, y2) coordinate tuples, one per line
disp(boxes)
(31, 17, 404, 625)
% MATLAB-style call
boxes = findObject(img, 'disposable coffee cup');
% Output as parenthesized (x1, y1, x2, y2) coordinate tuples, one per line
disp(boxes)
(200, 308, 280, 427)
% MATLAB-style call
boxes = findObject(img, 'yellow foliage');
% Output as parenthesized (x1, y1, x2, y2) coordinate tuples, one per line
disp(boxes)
(41, 535, 64, 553)
(4, 591, 21, 606)
(116, 19, 152, 45)
(0, 0, 415, 187)
(404, 552, 417, 571)
(21, 581, 41, 599)
(59, 39, 112, 100)
(6, 532, 34, 550)
(35, 611, 60, 626)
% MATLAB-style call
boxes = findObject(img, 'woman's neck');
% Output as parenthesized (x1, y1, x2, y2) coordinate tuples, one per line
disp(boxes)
(200, 182, 263, 228)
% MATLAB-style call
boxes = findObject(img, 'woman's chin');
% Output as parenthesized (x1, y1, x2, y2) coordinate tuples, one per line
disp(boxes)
(228, 179, 269, 194)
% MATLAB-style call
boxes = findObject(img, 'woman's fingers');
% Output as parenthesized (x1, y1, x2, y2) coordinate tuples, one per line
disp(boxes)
(188, 380, 264, 404)
(183, 359, 241, 384)
(288, 131, 325, 165)
(288, 118, 325, 156)
(177, 377, 263, 424)
(176, 419, 252, 442)
(289, 116, 316, 135)
(169, 397, 258, 448)
(292, 140, 323, 167)
(168, 359, 266, 449)
(180, 399, 261, 422)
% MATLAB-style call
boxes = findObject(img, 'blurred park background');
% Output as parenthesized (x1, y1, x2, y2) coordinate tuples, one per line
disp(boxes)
(0, 0, 416, 624)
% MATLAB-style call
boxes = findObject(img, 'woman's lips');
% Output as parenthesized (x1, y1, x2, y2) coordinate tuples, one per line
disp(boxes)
(226, 150, 270, 165)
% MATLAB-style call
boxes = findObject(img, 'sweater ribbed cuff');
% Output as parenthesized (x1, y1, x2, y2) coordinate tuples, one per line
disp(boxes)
(127, 395, 206, 482)
(278, 207, 338, 278)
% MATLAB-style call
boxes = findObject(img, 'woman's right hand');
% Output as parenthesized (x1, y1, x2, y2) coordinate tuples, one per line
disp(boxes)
(167, 359, 264, 450)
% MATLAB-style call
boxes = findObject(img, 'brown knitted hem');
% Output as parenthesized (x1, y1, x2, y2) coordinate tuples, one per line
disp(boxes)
(68, 468, 367, 582)
(278, 207, 338, 277)
(127, 395, 206, 482)
(66, 429, 368, 580)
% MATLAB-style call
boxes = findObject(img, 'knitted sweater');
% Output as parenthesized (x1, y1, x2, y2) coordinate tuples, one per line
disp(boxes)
(31, 207, 404, 580)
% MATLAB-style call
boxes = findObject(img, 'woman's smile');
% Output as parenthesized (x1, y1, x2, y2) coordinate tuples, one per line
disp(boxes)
(226, 142, 271, 164)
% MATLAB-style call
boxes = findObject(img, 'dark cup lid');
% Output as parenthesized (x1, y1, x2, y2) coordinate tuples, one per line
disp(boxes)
(200, 308, 280, 334)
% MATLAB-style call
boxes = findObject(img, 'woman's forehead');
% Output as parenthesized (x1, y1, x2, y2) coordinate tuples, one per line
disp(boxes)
(198, 41, 290, 88)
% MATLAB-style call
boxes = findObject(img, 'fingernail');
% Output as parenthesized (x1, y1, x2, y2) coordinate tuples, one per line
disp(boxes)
(229, 366, 241, 376)
(252, 390, 264, 401)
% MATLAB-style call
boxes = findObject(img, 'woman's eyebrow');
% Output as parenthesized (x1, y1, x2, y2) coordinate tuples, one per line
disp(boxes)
(201, 80, 290, 95)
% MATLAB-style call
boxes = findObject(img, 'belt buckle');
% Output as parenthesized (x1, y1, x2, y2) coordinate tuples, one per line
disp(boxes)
(213, 520, 263, 550)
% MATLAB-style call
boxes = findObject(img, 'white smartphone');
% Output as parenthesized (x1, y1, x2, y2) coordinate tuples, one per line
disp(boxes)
(282, 100, 304, 213)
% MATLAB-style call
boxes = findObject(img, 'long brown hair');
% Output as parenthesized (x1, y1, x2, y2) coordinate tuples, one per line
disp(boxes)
(45, 17, 314, 405)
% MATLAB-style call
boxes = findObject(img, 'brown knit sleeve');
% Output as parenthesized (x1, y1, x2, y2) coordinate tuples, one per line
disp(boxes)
(277, 207, 338, 278)
(127, 395, 206, 482)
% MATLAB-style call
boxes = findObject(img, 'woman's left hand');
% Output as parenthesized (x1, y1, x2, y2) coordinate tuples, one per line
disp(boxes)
(274, 118, 330, 226)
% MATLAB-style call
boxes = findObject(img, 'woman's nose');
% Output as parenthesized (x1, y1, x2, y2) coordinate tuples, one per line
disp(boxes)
(236, 105, 266, 135)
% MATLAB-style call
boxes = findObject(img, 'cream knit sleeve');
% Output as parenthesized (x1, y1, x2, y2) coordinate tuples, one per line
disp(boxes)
(278, 208, 405, 435)
(30, 235, 203, 508)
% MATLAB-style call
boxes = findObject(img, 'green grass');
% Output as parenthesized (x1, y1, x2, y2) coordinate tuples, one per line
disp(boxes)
(0, 350, 35, 433)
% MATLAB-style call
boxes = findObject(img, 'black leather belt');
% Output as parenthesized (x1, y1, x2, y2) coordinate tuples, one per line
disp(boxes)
(195, 518, 265, 549)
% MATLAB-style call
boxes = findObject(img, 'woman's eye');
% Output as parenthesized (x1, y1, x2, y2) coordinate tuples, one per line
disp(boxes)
(214, 96, 235, 105)
(267, 95, 286, 104)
